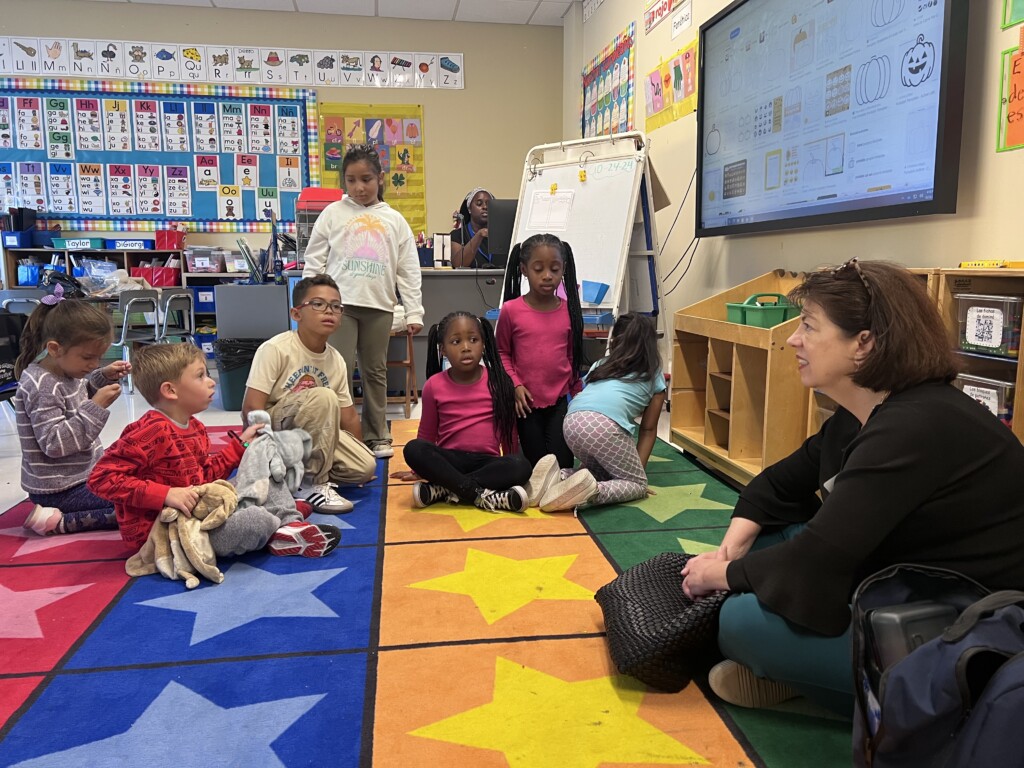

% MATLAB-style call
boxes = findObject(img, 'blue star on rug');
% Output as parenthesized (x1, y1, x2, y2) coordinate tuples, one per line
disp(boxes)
(139, 561, 346, 644)
(10, 681, 323, 767)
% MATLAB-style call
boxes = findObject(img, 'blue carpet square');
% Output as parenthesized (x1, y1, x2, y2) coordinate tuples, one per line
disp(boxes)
(0, 653, 368, 768)
(308, 478, 384, 547)
(66, 545, 377, 668)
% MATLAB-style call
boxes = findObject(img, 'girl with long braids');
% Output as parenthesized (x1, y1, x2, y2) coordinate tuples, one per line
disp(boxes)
(391, 312, 531, 512)
(496, 233, 585, 474)
(14, 289, 131, 535)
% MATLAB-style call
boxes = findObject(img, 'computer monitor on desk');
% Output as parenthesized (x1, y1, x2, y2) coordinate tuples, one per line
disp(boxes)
(487, 199, 518, 265)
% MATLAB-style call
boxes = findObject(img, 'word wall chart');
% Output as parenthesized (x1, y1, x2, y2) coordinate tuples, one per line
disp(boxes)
(0, 79, 318, 232)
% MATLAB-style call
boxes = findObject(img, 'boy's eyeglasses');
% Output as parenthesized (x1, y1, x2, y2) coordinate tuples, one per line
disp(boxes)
(297, 299, 344, 314)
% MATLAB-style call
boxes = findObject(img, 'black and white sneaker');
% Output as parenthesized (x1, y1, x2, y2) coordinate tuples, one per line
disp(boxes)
(412, 481, 455, 508)
(474, 486, 528, 513)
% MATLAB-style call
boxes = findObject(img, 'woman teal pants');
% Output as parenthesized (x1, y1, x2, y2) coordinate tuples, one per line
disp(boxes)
(717, 524, 854, 716)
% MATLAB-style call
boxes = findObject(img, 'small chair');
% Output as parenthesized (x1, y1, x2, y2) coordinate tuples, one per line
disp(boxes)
(386, 331, 419, 419)
(352, 332, 420, 419)
(111, 289, 160, 393)
(156, 290, 196, 346)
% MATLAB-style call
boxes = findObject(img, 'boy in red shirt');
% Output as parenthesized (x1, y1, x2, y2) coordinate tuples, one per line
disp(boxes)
(89, 343, 339, 558)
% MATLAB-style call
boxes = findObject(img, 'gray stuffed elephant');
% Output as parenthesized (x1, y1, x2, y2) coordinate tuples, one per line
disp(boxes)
(235, 410, 311, 517)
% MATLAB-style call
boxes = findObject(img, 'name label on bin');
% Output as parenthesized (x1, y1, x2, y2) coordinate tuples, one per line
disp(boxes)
(64, 239, 95, 249)
(113, 240, 146, 250)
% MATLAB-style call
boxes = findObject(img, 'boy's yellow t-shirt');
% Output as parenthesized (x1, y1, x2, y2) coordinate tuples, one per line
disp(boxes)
(245, 330, 352, 408)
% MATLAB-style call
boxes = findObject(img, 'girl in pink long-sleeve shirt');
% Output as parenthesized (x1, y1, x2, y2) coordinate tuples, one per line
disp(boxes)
(391, 312, 531, 513)
(496, 234, 585, 469)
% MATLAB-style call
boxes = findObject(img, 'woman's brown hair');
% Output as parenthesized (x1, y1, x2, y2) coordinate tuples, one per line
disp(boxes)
(788, 259, 958, 394)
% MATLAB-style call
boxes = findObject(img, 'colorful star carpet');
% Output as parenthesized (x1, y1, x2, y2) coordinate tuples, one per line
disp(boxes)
(0, 422, 851, 766)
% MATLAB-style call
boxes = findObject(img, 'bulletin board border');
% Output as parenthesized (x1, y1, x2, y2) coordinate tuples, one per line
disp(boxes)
(997, 47, 1024, 153)
(2, 77, 320, 233)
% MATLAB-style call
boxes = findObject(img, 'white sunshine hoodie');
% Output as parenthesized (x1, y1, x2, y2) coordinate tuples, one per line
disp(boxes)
(301, 196, 423, 326)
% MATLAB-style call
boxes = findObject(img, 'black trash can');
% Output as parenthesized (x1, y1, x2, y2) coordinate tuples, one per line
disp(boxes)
(214, 338, 263, 412)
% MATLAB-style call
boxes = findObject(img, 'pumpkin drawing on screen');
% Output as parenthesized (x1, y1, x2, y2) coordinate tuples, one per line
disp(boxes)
(901, 35, 935, 88)
(856, 55, 891, 105)
(871, 0, 905, 27)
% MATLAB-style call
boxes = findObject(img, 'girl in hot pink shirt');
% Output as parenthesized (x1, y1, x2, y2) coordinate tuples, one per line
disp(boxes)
(391, 312, 531, 513)
(496, 233, 585, 469)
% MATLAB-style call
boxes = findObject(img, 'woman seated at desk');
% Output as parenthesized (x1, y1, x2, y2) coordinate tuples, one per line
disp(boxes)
(451, 188, 504, 269)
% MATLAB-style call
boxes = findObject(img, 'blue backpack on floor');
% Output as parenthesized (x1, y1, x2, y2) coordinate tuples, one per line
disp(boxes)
(852, 564, 1024, 767)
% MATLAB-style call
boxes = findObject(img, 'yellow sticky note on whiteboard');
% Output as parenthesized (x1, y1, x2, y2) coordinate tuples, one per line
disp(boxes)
(579, 169, 587, 182)
(550, 183, 558, 194)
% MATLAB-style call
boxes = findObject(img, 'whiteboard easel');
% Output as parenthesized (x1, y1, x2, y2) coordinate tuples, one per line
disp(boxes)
(506, 131, 664, 337)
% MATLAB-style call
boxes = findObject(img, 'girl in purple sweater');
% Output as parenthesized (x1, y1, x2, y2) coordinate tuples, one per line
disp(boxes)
(14, 293, 130, 535)
(496, 234, 585, 470)
(391, 312, 531, 512)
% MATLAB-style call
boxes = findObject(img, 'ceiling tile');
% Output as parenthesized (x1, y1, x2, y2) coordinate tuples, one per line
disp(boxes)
(378, 0, 456, 21)
(456, 0, 536, 25)
(212, 0, 295, 10)
(131, 0, 214, 6)
(530, 0, 569, 25)
(294, 0, 373, 14)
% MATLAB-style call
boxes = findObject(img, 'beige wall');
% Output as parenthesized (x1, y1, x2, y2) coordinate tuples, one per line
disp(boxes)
(1, 0, 563, 244)
(564, 0, 1024, 321)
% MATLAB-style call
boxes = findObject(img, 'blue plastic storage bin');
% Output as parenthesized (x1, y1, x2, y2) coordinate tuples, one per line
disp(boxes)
(3, 231, 33, 248)
(32, 230, 60, 247)
(485, 308, 501, 322)
(191, 286, 217, 314)
(582, 280, 610, 304)
(195, 332, 218, 359)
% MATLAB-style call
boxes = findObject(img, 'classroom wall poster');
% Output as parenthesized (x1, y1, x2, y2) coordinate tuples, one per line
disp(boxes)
(1004, 0, 1024, 30)
(644, 38, 698, 133)
(319, 103, 426, 237)
(0, 78, 319, 232)
(0, 36, 465, 89)
(998, 46, 1024, 152)
(581, 23, 635, 138)
(644, 0, 679, 35)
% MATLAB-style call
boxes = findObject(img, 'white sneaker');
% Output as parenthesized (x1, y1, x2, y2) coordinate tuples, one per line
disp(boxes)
(307, 483, 354, 514)
(24, 504, 61, 535)
(539, 470, 597, 512)
(369, 440, 394, 458)
(525, 454, 560, 507)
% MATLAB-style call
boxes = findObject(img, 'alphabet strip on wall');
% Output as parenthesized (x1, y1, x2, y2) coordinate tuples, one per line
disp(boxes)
(0, 38, 465, 90)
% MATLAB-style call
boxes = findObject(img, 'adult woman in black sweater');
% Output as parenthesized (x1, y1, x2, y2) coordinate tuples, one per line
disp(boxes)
(682, 259, 1024, 714)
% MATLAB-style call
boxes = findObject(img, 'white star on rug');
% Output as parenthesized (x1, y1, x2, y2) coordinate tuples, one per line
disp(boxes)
(138, 561, 346, 644)
(0, 526, 124, 557)
(9, 680, 323, 768)
(0, 582, 93, 639)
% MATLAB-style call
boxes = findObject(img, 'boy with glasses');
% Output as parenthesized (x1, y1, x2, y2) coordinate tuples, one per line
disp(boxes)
(242, 275, 375, 512)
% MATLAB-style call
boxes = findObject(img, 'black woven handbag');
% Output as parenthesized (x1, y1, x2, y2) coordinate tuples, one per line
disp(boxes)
(595, 552, 727, 692)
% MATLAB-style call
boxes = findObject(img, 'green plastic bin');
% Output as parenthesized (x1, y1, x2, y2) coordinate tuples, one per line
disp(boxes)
(725, 293, 799, 328)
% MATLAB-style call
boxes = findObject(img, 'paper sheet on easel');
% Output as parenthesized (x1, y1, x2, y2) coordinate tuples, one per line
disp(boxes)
(527, 190, 574, 231)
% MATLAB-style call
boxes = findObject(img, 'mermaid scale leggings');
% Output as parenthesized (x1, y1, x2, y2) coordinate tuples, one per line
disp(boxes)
(562, 410, 648, 506)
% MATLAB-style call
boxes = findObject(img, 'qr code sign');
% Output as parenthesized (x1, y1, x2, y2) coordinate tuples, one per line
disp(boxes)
(966, 307, 1004, 348)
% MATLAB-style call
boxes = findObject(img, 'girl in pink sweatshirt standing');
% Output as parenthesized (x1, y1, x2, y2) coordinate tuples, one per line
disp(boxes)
(392, 312, 530, 513)
(496, 234, 585, 470)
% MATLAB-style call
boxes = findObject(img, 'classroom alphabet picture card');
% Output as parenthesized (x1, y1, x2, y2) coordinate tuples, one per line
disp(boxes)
(164, 165, 191, 217)
(286, 50, 314, 85)
(233, 47, 260, 83)
(235, 153, 259, 191)
(125, 43, 153, 80)
(366, 52, 388, 86)
(11, 39, 41, 75)
(403, 118, 421, 146)
(208, 46, 234, 82)
(161, 101, 190, 153)
(15, 96, 43, 151)
(339, 51, 364, 86)
(0, 40, 10, 76)
(77, 163, 106, 216)
(258, 186, 280, 220)
(180, 45, 207, 82)
(314, 50, 340, 86)
(277, 155, 300, 190)
(106, 163, 136, 215)
(390, 52, 415, 88)
(152, 44, 181, 81)
(438, 54, 463, 88)
(415, 55, 437, 88)
(218, 184, 241, 219)
(191, 101, 218, 153)
(260, 48, 286, 84)
(74, 98, 104, 151)
(0, 97, 12, 149)
(194, 154, 221, 191)
(47, 163, 76, 213)
(102, 98, 131, 151)
(69, 40, 99, 77)
(219, 102, 246, 154)
(136, 164, 163, 216)
(17, 161, 46, 211)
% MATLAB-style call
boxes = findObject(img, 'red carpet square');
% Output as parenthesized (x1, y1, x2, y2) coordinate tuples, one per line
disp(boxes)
(0, 503, 133, 565)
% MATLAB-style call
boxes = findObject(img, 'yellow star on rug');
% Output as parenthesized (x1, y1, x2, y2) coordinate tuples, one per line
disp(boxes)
(418, 503, 553, 532)
(412, 657, 708, 766)
(409, 549, 594, 624)
(677, 537, 719, 554)
(624, 482, 732, 524)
